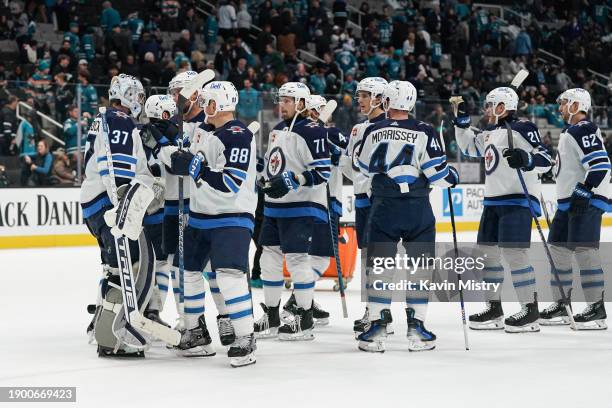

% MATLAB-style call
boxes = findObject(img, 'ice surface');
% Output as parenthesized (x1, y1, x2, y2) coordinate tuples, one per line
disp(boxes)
(0, 230, 611, 408)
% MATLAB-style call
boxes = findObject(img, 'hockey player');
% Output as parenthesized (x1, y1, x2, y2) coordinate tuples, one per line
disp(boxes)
(280, 95, 347, 326)
(165, 72, 236, 344)
(355, 80, 459, 352)
(255, 82, 330, 341)
(453, 87, 553, 332)
(344, 77, 389, 337)
(144, 81, 257, 367)
(141, 94, 178, 328)
(539, 88, 608, 329)
(80, 74, 156, 357)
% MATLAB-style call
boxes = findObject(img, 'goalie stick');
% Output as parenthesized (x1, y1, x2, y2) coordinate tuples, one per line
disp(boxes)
(439, 121, 469, 350)
(503, 69, 576, 329)
(175, 69, 215, 326)
(99, 107, 181, 346)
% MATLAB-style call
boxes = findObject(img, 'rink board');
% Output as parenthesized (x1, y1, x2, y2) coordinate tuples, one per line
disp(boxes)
(1, 186, 611, 249)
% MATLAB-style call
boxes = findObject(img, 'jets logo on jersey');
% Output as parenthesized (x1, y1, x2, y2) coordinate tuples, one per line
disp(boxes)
(267, 146, 286, 177)
(484, 144, 500, 175)
(228, 126, 244, 133)
(114, 111, 130, 119)
(306, 122, 319, 128)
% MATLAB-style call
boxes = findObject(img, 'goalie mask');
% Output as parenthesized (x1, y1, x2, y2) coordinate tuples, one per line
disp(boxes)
(108, 74, 145, 118)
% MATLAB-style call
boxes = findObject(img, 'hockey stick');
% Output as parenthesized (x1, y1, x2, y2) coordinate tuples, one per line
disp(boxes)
(505, 123, 576, 329)
(99, 107, 181, 346)
(439, 121, 469, 350)
(540, 192, 552, 228)
(320, 100, 348, 317)
(174, 69, 216, 327)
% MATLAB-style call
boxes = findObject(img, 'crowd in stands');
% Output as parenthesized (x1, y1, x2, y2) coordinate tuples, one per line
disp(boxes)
(0, 0, 611, 185)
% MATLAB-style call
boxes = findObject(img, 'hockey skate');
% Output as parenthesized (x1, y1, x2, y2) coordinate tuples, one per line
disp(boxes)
(217, 315, 236, 346)
(354, 307, 394, 339)
(406, 308, 436, 351)
(175, 315, 216, 357)
(280, 293, 299, 324)
(505, 298, 540, 333)
(254, 303, 280, 339)
(278, 307, 315, 341)
(312, 301, 330, 326)
(228, 334, 257, 368)
(572, 299, 607, 330)
(469, 301, 504, 330)
(357, 309, 392, 353)
(539, 300, 572, 326)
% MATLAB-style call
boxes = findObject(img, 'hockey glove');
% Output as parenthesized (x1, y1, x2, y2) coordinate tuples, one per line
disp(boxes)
(170, 150, 207, 181)
(569, 182, 592, 215)
(141, 120, 179, 153)
(504, 148, 534, 170)
(447, 165, 459, 187)
(329, 142, 342, 166)
(263, 171, 300, 199)
(450, 97, 471, 129)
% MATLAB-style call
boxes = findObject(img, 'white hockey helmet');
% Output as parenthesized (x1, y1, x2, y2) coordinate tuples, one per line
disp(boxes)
(485, 87, 518, 115)
(108, 74, 145, 118)
(144, 94, 177, 120)
(356, 77, 388, 98)
(305, 95, 327, 113)
(557, 88, 591, 114)
(277, 82, 310, 101)
(383, 80, 417, 112)
(198, 81, 239, 115)
(168, 70, 198, 93)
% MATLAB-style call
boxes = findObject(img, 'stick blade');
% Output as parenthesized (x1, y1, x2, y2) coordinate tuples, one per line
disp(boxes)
(510, 69, 529, 89)
(179, 69, 215, 99)
(319, 99, 337, 123)
(247, 121, 260, 135)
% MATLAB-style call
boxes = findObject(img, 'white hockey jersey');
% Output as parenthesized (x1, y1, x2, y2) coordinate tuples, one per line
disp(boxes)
(80, 108, 153, 218)
(357, 117, 455, 197)
(324, 124, 348, 216)
(455, 117, 552, 214)
(162, 111, 206, 217)
(159, 119, 257, 230)
(346, 113, 386, 208)
(554, 119, 611, 212)
(263, 117, 331, 222)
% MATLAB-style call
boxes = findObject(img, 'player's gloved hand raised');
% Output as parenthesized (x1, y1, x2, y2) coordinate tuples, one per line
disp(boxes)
(569, 182, 592, 215)
(450, 97, 470, 129)
(447, 165, 459, 187)
(141, 120, 178, 152)
(503, 148, 534, 170)
(263, 171, 300, 198)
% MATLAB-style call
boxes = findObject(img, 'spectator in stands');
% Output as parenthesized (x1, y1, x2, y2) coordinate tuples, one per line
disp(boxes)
(236, 3, 252, 42)
(51, 148, 75, 185)
(514, 29, 533, 57)
(336, 43, 357, 76)
(63, 105, 88, 162)
(237, 78, 261, 124)
(53, 40, 77, 70)
(123, 54, 139, 77)
(63, 22, 80, 56)
(204, 7, 219, 54)
(340, 72, 357, 96)
(261, 43, 284, 74)
(292, 62, 309, 84)
(17, 111, 37, 184)
(1, 96, 19, 156)
(76, 72, 98, 116)
(27, 61, 53, 114)
(138, 32, 161, 64)
(140, 52, 162, 86)
(228, 58, 248, 89)
(332, 0, 348, 28)
(173, 29, 193, 57)
(53, 73, 73, 122)
(100, 1, 121, 33)
(22, 139, 53, 186)
(51, 55, 72, 77)
(218, 0, 237, 41)
(126, 12, 145, 49)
